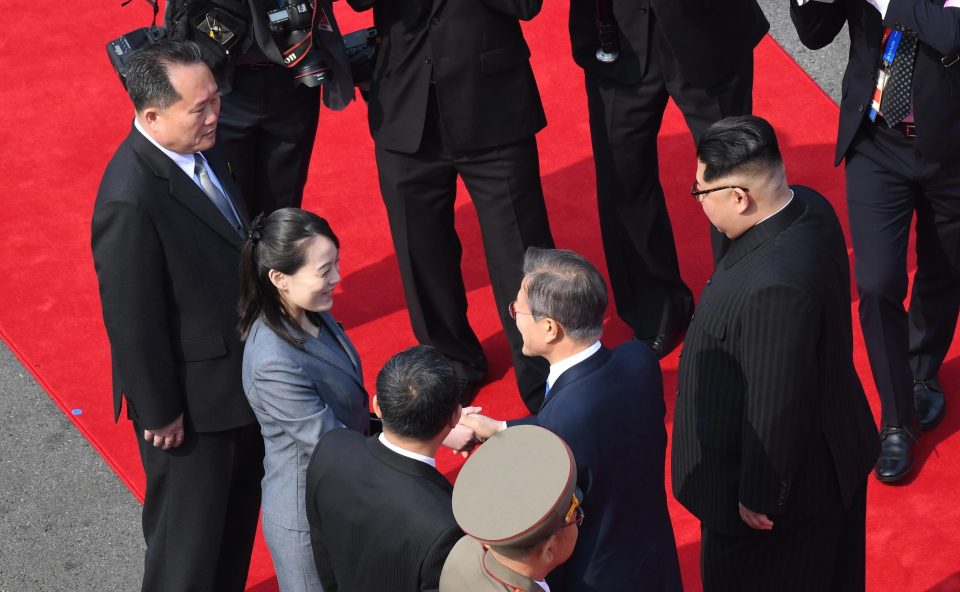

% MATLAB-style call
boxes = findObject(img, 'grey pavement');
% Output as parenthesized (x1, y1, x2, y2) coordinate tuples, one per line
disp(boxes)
(0, 3, 847, 590)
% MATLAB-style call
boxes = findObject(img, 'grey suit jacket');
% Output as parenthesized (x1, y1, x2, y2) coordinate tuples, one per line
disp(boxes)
(242, 313, 369, 531)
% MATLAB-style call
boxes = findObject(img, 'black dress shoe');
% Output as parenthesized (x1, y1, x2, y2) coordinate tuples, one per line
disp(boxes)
(874, 423, 919, 484)
(914, 379, 946, 431)
(643, 327, 686, 360)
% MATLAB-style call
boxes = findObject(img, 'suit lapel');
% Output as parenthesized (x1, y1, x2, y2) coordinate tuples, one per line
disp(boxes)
(297, 320, 367, 392)
(319, 313, 363, 376)
(368, 437, 453, 492)
(540, 347, 612, 413)
(129, 130, 245, 249)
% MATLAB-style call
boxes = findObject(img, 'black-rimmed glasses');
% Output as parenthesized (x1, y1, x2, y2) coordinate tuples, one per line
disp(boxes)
(690, 181, 749, 204)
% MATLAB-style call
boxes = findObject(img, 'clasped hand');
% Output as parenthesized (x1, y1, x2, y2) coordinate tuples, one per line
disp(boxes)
(441, 407, 506, 458)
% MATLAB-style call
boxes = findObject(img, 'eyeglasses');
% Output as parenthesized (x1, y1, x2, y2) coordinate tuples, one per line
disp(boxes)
(562, 495, 585, 529)
(508, 300, 538, 320)
(690, 181, 749, 204)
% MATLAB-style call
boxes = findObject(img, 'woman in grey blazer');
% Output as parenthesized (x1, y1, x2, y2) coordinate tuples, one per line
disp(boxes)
(239, 208, 369, 592)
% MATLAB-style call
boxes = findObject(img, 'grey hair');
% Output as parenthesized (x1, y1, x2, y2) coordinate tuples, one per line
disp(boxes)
(124, 39, 205, 112)
(522, 247, 607, 344)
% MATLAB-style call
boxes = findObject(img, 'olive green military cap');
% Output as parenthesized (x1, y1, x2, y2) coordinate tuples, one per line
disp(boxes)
(452, 425, 577, 549)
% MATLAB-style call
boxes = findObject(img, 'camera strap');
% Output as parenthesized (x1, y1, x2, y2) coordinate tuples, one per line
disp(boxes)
(119, 0, 160, 26)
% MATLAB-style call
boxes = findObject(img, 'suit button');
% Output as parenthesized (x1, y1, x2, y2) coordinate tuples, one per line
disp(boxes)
(690, 313, 695, 321)
(424, 56, 433, 64)
(431, 17, 440, 25)
(640, 6, 648, 12)
(858, 104, 865, 113)
(706, 278, 712, 286)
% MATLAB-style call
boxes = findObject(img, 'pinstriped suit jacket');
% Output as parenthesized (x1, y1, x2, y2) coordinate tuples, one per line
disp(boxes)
(672, 186, 879, 535)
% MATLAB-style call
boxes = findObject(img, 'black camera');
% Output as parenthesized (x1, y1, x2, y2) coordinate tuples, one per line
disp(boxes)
(267, 0, 331, 88)
(106, 26, 168, 88)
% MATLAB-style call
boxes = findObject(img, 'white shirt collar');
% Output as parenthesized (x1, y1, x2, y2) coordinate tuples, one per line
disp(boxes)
(546, 341, 602, 392)
(134, 117, 205, 182)
(536, 580, 551, 592)
(753, 189, 795, 227)
(378, 432, 436, 468)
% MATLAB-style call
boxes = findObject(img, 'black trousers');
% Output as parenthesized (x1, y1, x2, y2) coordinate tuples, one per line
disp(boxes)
(845, 122, 960, 428)
(375, 88, 554, 412)
(136, 421, 264, 592)
(217, 66, 321, 218)
(701, 479, 868, 592)
(584, 18, 753, 339)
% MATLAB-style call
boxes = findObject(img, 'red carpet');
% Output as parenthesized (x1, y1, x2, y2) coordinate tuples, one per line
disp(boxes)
(2, 2, 959, 590)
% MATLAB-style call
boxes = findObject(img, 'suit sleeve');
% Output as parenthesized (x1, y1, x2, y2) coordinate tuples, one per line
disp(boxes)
(92, 200, 182, 429)
(790, 0, 849, 50)
(479, 0, 542, 20)
(305, 451, 339, 591)
(250, 354, 347, 456)
(738, 284, 821, 516)
(885, 0, 960, 56)
(420, 524, 464, 592)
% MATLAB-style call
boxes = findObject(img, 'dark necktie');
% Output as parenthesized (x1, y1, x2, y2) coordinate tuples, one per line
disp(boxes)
(880, 28, 918, 126)
(194, 154, 243, 237)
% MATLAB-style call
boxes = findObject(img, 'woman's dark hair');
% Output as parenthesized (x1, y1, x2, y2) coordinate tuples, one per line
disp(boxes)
(238, 208, 340, 346)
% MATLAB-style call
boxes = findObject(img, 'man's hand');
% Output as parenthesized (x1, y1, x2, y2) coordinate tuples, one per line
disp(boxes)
(144, 413, 185, 450)
(459, 413, 507, 442)
(443, 406, 483, 457)
(738, 502, 774, 530)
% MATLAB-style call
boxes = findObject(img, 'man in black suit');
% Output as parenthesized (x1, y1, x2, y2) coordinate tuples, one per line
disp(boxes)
(305, 345, 463, 591)
(165, 0, 356, 217)
(460, 248, 683, 592)
(347, 0, 555, 412)
(570, 0, 768, 357)
(791, 0, 960, 483)
(672, 116, 879, 591)
(91, 40, 263, 591)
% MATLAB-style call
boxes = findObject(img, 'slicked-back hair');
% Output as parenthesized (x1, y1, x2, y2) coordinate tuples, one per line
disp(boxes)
(124, 39, 205, 112)
(696, 115, 783, 182)
(238, 208, 340, 347)
(376, 346, 459, 441)
(522, 248, 607, 344)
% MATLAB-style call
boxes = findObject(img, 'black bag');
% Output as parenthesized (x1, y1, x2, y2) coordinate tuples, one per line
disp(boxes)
(167, 0, 249, 85)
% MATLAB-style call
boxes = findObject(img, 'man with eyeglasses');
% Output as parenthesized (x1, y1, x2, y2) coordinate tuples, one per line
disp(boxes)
(672, 116, 879, 591)
(458, 247, 682, 591)
(440, 425, 581, 592)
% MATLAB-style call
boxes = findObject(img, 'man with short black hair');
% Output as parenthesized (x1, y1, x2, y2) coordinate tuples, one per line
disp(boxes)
(305, 345, 463, 591)
(672, 115, 879, 591)
(92, 39, 262, 591)
(460, 248, 682, 591)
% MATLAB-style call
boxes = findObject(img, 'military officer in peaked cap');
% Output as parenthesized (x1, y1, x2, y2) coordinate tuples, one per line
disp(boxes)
(440, 425, 582, 592)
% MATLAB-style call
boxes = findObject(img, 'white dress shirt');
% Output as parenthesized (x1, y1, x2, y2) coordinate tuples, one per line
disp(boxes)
(134, 118, 231, 201)
(378, 432, 437, 468)
(546, 341, 602, 393)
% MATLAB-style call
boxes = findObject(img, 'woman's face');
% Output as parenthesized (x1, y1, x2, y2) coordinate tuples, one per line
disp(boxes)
(274, 235, 341, 316)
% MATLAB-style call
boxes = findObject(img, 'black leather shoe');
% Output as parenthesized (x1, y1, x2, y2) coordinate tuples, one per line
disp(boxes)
(914, 379, 946, 431)
(643, 327, 686, 360)
(874, 423, 919, 484)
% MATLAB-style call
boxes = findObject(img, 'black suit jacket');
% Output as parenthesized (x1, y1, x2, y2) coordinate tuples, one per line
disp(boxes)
(348, 0, 547, 153)
(92, 126, 255, 432)
(791, 0, 960, 165)
(305, 429, 462, 592)
(672, 187, 880, 535)
(512, 342, 682, 592)
(569, 0, 769, 88)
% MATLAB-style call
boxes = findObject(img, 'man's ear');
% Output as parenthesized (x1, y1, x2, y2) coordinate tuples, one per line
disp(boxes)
(538, 533, 559, 565)
(372, 395, 383, 419)
(543, 317, 564, 345)
(733, 188, 751, 214)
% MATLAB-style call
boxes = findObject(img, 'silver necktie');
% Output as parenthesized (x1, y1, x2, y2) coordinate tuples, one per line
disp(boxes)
(194, 154, 243, 237)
